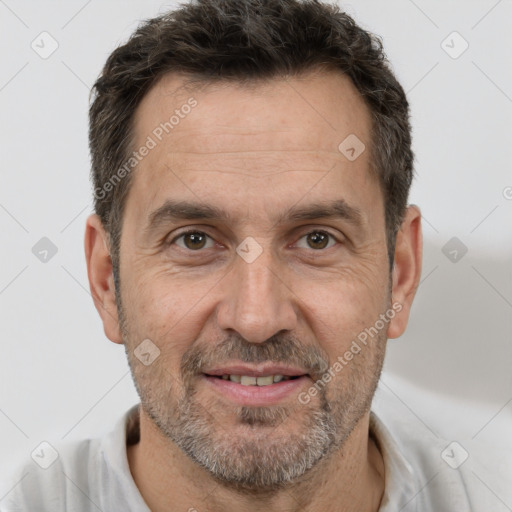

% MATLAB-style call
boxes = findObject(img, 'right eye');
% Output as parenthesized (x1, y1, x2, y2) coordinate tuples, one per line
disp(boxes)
(171, 231, 215, 251)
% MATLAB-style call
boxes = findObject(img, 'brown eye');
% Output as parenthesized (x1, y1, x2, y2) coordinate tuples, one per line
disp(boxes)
(295, 230, 337, 250)
(174, 231, 214, 250)
(307, 231, 329, 249)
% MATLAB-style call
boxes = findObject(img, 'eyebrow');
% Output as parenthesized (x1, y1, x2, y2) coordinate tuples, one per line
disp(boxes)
(145, 200, 233, 235)
(144, 198, 364, 235)
(279, 200, 363, 227)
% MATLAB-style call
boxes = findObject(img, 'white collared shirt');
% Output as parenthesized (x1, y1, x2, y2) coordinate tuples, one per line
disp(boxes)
(1, 402, 491, 511)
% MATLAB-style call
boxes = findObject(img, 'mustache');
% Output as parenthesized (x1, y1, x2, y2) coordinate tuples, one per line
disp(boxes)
(181, 334, 330, 378)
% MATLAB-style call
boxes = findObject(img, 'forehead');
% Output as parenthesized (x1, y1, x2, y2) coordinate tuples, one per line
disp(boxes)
(125, 69, 380, 229)
(134, 69, 371, 150)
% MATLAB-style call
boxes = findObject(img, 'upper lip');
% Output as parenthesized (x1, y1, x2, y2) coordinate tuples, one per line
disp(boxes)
(202, 363, 309, 377)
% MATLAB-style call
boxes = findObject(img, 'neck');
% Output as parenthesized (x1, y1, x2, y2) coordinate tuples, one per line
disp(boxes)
(127, 407, 385, 512)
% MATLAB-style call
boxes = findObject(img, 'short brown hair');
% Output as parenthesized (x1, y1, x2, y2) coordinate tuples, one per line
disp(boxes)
(89, 0, 413, 283)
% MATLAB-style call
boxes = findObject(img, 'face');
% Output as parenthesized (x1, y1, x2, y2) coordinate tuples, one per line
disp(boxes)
(114, 70, 393, 490)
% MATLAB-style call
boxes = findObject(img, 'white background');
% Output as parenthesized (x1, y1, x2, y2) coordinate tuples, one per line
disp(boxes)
(1, 0, 511, 507)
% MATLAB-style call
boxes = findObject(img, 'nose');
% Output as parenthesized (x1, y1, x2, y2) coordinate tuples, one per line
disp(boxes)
(216, 247, 298, 343)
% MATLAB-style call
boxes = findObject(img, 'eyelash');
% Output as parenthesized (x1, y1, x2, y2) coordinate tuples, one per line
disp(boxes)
(169, 229, 340, 251)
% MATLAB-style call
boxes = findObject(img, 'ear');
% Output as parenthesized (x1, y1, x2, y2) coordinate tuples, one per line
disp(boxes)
(84, 214, 123, 344)
(387, 205, 423, 339)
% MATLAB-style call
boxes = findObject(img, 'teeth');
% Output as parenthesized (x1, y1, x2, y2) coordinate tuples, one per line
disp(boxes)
(256, 375, 273, 386)
(222, 374, 292, 386)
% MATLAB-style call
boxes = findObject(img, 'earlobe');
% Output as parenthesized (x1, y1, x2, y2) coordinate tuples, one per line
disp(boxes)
(387, 205, 423, 340)
(84, 214, 123, 344)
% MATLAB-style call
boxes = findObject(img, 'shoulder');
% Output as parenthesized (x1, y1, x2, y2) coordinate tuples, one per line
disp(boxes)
(1, 437, 101, 512)
(1, 405, 146, 512)
(371, 386, 504, 512)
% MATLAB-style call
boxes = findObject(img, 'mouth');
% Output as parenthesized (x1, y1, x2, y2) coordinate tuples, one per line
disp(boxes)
(207, 374, 302, 385)
(201, 365, 310, 406)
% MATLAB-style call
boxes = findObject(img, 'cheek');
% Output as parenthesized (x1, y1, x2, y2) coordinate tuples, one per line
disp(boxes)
(121, 267, 218, 355)
(293, 272, 389, 354)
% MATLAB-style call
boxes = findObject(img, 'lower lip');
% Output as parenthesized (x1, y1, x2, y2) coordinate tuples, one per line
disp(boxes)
(203, 375, 310, 406)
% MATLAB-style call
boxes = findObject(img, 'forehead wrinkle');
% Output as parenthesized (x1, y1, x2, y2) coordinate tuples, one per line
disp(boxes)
(164, 150, 349, 179)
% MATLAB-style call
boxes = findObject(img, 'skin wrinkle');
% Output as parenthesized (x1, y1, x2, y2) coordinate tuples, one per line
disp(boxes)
(173, 169, 328, 178)
(166, 157, 347, 179)
(86, 68, 422, 512)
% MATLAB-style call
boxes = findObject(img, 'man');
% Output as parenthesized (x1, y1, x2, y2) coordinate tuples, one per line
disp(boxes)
(3, 1, 480, 510)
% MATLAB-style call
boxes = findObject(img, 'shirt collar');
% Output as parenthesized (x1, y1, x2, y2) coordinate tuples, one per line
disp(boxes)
(370, 410, 418, 511)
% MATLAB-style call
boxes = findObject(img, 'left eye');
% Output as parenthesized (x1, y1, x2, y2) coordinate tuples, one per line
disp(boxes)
(295, 231, 337, 250)
(174, 231, 215, 250)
